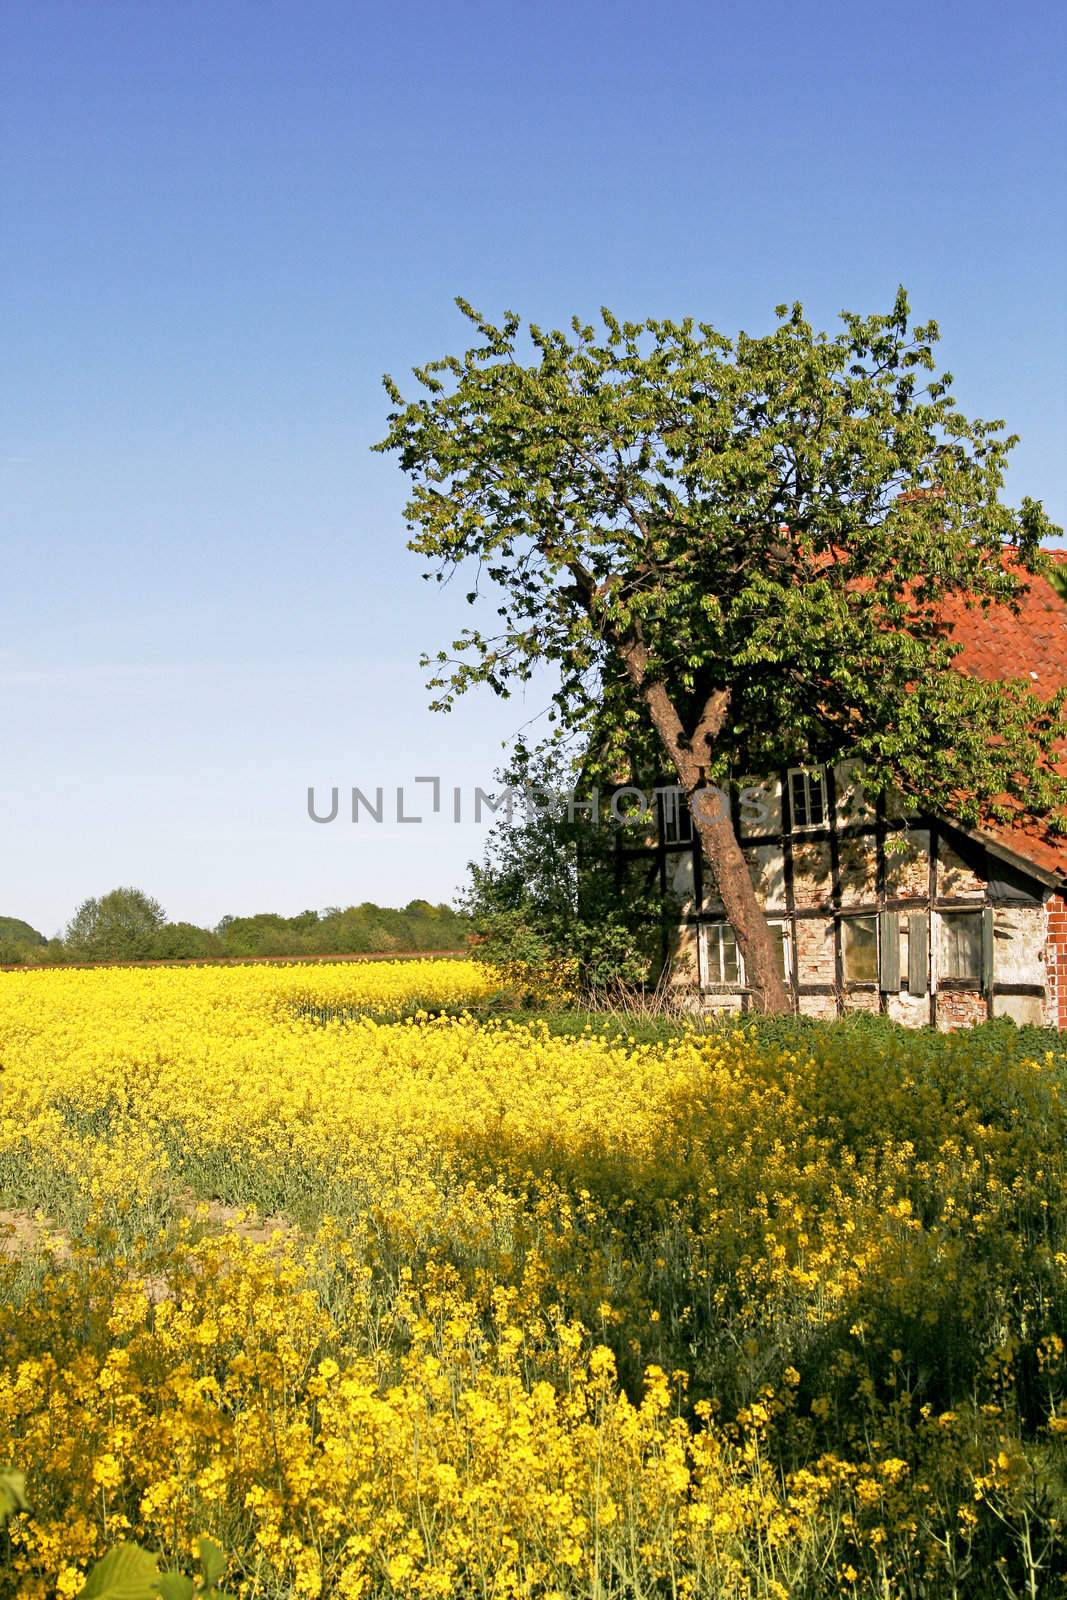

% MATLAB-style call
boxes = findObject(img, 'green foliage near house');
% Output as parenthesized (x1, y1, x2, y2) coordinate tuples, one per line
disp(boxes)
(461, 747, 664, 1000)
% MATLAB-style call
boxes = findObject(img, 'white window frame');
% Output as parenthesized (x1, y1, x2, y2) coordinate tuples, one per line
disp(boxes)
(700, 920, 793, 989)
(701, 922, 741, 988)
(769, 920, 794, 986)
(660, 787, 693, 845)
(787, 766, 827, 831)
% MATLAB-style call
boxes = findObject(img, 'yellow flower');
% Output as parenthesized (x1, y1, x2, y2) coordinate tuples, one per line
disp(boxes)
(91, 1454, 122, 1491)
(0, 959, 1063, 1597)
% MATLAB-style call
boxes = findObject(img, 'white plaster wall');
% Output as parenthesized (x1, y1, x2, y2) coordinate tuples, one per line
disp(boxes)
(993, 994, 1046, 1026)
(938, 839, 985, 901)
(838, 834, 878, 905)
(744, 844, 787, 911)
(669, 851, 696, 913)
(739, 776, 782, 836)
(993, 906, 1047, 987)
(887, 991, 930, 1027)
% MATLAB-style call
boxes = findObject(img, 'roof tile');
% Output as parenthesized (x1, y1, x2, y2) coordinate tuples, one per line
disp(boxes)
(938, 555, 1067, 881)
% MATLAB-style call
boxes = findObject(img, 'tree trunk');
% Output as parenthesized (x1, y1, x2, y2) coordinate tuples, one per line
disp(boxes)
(620, 645, 792, 1015)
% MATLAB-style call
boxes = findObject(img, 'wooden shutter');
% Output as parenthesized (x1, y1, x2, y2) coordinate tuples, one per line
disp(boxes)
(879, 911, 900, 991)
(982, 907, 995, 993)
(908, 913, 928, 996)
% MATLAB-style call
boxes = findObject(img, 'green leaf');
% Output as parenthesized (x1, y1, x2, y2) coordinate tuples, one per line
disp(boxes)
(152, 1578, 194, 1600)
(0, 1467, 28, 1525)
(78, 1544, 161, 1600)
(196, 1539, 226, 1589)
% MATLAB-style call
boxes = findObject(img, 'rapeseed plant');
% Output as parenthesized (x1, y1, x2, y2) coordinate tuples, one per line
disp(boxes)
(0, 963, 1064, 1597)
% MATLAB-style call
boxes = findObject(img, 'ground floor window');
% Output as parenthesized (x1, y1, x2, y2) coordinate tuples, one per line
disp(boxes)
(700, 920, 791, 988)
(841, 914, 878, 983)
(768, 922, 792, 984)
(703, 922, 740, 986)
(696, 906, 997, 998)
(937, 909, 986, 983)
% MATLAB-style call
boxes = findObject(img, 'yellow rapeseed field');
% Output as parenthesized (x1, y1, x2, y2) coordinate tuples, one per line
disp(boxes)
(0, 962, 1064, 1599)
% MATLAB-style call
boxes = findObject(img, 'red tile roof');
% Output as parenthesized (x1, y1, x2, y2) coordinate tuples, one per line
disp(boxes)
(939, 551, 1067, 882)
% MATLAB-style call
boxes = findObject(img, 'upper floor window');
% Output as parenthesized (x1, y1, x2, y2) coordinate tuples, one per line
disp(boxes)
(661, 788, 693, 845)
(788, 766, 827, 830)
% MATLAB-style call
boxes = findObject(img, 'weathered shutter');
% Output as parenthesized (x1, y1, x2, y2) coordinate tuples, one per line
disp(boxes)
(982, 907, 995, 993)
(908, 913, 928, 996)
(879, 911, 900, 991)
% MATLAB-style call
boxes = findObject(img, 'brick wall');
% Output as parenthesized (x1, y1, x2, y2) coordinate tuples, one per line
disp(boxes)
(936, 991, 989, 1032)
(1048, 894, 1067, 1031)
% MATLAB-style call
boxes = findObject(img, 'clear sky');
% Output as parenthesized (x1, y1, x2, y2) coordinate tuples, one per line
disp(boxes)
(2, 0, 1064, 937)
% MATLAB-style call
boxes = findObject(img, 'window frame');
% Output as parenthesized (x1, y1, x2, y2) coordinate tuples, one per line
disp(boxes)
(787, 766, 828, 831)
(767, 920, 794, 987)
(935, 908, 991, 990)
(699, 919, 793, 990)
(701, 921, 741, 989)
(840, 912, 879, 987)
(660, 787, 694, 846)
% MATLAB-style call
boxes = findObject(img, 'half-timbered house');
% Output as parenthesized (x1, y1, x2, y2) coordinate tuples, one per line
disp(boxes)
(616, 555, 1067, 1028)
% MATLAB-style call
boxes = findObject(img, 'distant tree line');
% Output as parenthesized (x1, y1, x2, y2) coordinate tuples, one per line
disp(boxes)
(0, 889, 468, 966)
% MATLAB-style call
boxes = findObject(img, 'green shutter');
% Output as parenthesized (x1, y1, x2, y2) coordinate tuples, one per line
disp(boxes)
(879, 911, 900, 991)
(982, 907, 995, 993)
(908, 913, 928, 996)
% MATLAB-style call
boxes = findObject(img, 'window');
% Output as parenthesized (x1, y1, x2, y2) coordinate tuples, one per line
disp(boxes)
(701, 921, 792, 988)
(661, 788, 693, 845)
(938, 911, 985, 983)
(842, 915, 878, 983)
(768, 922, 793, 984)
(703, 923, 740, 987)
(788, 767, 827, 830)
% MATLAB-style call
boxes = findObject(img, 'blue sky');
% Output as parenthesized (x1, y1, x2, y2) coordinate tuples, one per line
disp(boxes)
(2, 0, 1064, 936)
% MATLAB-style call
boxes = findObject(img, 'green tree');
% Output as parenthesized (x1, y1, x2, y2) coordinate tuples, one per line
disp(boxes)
(150, 920, 223, 960)
(212, 902, 468, 958)
(0, 916, 46, 966)
(214, 913, 295, 958)
(377, 293, 1065, 1012)
(462, 747, 663, 1001)
(0, 916, 44, 948)
(64, 887, 167, 962)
